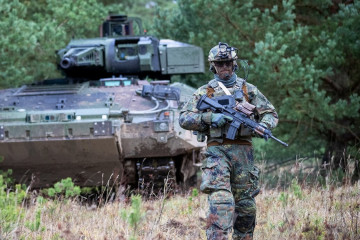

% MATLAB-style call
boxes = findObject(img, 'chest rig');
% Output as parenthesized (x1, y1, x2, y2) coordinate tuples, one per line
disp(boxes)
(205, 78, 255, 140)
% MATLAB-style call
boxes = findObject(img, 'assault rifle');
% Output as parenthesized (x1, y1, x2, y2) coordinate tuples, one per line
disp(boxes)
(196, 95, 288, 147)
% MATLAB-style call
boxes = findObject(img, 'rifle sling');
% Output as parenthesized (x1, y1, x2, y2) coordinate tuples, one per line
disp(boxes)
(217, 81, 232, 95)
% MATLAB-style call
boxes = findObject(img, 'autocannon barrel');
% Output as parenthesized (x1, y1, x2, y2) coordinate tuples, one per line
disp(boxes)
(59, 46, 105, 70)
(59, 57, 74, 69)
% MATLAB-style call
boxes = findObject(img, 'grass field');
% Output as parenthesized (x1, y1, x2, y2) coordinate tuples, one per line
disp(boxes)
(1, 159, 359, 240)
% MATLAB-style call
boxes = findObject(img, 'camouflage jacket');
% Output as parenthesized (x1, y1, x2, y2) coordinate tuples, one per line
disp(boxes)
(179, 77, 278, 143)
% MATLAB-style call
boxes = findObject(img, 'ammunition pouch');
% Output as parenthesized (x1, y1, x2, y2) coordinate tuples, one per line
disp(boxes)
(239, 125, 253, 137)
(236, 101, 256, 117)
(206, 122, 253, 139)
(201, 121, 253, 140)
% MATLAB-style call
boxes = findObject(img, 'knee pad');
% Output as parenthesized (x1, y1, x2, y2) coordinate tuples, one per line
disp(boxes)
(234, 198, 256, 234)
(207, 190, 235, 231)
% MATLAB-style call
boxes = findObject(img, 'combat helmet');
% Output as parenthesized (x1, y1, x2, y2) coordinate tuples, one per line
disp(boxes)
(208, 42, 238, 73)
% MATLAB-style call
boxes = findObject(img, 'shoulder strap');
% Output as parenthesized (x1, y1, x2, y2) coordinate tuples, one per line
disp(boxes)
(242, 82, 249, 102)
(234, 78, 244, 89)
(206, 86, 215, 98)
(206, 79, 221, 97)
(208, 79, 218, 88)
(235, 78, 249, 102)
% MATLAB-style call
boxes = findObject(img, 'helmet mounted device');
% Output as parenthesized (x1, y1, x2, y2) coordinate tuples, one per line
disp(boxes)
(217, 42, 238, 61)
(208, 42, 239, 74)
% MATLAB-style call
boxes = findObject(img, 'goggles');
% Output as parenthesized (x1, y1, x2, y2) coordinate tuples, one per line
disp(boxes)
(214, 61, 233, 67)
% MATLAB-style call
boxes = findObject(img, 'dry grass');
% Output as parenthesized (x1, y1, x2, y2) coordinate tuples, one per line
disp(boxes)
(1, 158, 359, 240)
(1, 181, 359, 240)
(256, 183, 360, 239)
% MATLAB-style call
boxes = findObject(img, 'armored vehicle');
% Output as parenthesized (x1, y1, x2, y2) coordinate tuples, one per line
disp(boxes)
(0, 15, 205, 188)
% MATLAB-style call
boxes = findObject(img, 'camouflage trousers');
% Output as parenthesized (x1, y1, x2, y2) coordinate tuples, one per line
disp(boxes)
(200, 144, 260, 240)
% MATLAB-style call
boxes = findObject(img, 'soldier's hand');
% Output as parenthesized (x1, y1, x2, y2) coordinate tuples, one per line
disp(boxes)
(211, 113, 233, 128)
(253, 122, 269, 138)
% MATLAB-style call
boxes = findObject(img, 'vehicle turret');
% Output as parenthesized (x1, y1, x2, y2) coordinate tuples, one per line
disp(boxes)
(57, 14, 204, 81)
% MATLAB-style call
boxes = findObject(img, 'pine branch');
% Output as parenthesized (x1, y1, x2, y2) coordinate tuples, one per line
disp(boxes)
(219, 12, 253, 46)
(320, 76, 342, 92)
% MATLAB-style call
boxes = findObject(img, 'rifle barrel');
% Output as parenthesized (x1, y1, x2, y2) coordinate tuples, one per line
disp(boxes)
(270, 135, 288, 147)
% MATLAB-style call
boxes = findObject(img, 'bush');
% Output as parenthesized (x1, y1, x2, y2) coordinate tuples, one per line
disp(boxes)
(120, 195, 145, 240)
(45, 177, 81, 199)
(0, 172, 27, 235)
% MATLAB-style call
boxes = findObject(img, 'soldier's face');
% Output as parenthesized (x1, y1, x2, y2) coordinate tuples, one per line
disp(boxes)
(214, 61, 233, 80)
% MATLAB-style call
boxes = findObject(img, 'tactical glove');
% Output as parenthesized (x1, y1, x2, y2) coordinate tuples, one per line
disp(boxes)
(211, 113, 233, 128)
(259, 122, 269, 128)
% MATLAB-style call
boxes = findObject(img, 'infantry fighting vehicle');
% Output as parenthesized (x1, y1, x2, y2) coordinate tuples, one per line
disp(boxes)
(0, 15, 205, 188)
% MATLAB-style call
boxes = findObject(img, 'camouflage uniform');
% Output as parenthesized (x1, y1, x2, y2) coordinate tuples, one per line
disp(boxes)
(179, 76, 278, 239)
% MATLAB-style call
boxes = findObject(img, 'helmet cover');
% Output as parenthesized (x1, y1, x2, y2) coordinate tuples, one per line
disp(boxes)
(208, 42, 238, 62)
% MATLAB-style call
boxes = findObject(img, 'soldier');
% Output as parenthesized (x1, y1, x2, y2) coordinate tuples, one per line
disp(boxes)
(179, 42, 279, 240)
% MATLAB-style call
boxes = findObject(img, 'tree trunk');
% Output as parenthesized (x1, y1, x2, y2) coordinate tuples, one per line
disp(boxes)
(322, 139, 348, 174)
(352, 158, 360, 184)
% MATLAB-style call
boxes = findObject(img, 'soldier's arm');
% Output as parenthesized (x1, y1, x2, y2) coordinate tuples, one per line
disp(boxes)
(247, 84, 279, 129)
(179, 90, 211, 131)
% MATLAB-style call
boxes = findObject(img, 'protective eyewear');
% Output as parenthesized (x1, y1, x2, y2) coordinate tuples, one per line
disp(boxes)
(214, 61, 233, 67)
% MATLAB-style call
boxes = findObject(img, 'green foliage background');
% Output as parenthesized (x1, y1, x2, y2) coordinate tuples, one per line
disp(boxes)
(154, 0, 360, 173)
(0, 0, 359, 178)
(0, 0, 173, 88)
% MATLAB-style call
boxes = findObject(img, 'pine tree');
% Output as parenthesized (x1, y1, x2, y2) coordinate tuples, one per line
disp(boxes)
(154, 0, 360, 181)
(0, 0, 123, 88)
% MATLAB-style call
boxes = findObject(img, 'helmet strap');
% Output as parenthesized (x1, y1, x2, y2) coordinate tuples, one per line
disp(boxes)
(213, 63, 220, 75)
(209, 62, 216, 73)
(211, 62, 219, 73)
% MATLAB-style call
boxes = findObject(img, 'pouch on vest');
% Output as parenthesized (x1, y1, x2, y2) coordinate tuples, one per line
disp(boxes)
(210, 127, 222, 138)
(236, 101, 256, 117)
(240, 125, 253, 136)
(234, 89, 243, 102)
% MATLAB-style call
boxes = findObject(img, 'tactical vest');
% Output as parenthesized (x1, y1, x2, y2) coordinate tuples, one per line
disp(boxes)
(204, 77, 254, 142)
